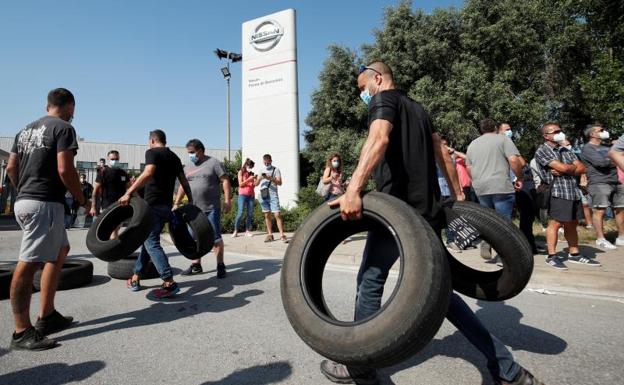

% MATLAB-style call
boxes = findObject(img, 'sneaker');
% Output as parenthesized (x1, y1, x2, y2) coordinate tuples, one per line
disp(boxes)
(499, 366, 545, 385)
(181, 263, 203, 276)
(217, 263, 227, 279)
(127, 278, 141, 292)
(480, 242, 492, 259)
(558, 228, 564, 235)
(11, 327, 57, 351)
(245, 231, 253, 237)
(447, 242, 462, 253)
(585, 224, 594, 230)
(616, 237, 624, 246)
(567, 253, 601, 266)
(596, 238, 617, 250)
(319, 360, 379, 385)
(151, 282, 180, 299)
(485, 255, 503, 267)
(35, 310, 73, 336)
(546, 256, 568, 270)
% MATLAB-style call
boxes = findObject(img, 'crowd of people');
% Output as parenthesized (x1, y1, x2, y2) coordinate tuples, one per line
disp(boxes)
(5, 61, 623, 384)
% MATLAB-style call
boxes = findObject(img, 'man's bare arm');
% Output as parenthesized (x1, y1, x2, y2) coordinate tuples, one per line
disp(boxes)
(6, 153, 19, 188)
(508, 155, 524, 179)
(608, 149, 624, 171)
(221, 175, 231, 203)
(58, 150, 86, 205)
(347, 119, 392, 194)
(125, 165, 156, 196)
(177, 172, 193, 204)
(433, 133, 463, 199)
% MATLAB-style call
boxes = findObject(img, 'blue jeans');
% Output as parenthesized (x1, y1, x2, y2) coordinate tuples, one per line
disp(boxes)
(234, 195, 254, 231)
(477, 193, 515, 220)
(354, 229, 520, 382)
(135, 204, 174, 281)
(206, 208, 222, 243)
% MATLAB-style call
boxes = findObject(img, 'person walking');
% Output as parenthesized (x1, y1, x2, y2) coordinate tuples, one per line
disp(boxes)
(256, 154, 288, 243)
(322, 154, 347, 201)
(535, 123, 600, 269)
(90, 150, 130, 217)
(581, 124, 624, 248)
(174, 139, 232, 278)
(467, 119, 525, 261)
(319, 61, 543, 385)
(120, 129, 193, 298)
(233, 158, 256, 238)
(6, 88, 90, 350)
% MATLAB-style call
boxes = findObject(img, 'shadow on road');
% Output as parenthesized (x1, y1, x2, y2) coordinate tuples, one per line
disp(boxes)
(382, 301, 567, 385)
(0, 361, 105, 385)
(200, 361, 292, 385)
(55, 259, 281, 342)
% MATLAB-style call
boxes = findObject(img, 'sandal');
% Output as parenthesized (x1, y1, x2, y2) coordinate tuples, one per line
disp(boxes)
(264, 234, 274, 243)
(280, 235, 289, 243)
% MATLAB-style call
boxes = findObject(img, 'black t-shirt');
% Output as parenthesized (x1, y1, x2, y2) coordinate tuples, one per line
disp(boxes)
(368, 89, 442, 224)
(143, 147, 183, 207)
(11, 115, 78, 204)
(96, 167, 128, 208)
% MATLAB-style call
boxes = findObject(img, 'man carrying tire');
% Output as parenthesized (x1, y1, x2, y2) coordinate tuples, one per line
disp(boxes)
(90, 150, 131, 233)
(6, 88, 91, 350)
(174, 138, 232, 278)
(320, 61, 544, 385)
(118, 129, 193, 299)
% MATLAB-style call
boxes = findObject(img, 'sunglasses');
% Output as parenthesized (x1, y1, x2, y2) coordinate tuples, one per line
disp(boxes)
(546, 130, 562, 134)
(358, 64, 382, 76)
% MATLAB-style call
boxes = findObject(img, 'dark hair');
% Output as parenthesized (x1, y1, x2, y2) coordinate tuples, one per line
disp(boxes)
(99, 158, 106, 163)
(47, 88, 75, 108)
(240, 158, 255, 172)
(149, 129, 167, 144)
(263, 154, 272, 161)
(186, 138, 205, 152)
(540, 122, 560, 135)
(439, 134, 449, 142)
(107, 150, 119, 157)
(479, 118, 497, 134)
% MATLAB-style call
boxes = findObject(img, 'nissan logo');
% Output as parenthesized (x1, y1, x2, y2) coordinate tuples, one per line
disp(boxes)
(250, 20, 284, 52)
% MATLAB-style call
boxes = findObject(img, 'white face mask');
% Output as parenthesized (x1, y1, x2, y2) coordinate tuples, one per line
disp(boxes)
(246, 166, 252, 172)
(331, 160, 340, 169)
(504, 130, 513, 139)
(553, 132, 566, 142)
(599, 131, 610, 140)
(109, 160, 118, 168)
(564, 145, 572, 150)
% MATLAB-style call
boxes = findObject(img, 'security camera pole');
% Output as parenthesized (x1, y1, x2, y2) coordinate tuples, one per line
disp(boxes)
(214, 48, 242, 162)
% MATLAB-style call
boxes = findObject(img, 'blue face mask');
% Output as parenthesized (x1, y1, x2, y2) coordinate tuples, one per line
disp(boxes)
(360, 89, 372, 106)
(189, 153, 198, 164)
(504, 130, 513, 139)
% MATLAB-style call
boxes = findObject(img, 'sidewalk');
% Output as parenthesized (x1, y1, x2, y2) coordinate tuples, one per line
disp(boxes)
(163, 231, 624, 299)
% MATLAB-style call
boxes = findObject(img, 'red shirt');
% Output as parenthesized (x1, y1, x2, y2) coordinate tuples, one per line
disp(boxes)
(455, 157, 472, 188)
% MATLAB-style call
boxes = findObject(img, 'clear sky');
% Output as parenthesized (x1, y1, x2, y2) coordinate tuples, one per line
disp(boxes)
(0, 0, 462, 149)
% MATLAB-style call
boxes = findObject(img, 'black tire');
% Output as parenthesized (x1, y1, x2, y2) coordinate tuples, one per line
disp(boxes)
(0, 262, 17, 300)
(86, 197, 153, 262)
(281, 192, 451, 368)
(33, 259, 93, 291)
(170, 204, 214, 260)
(107, 253, 160, 280)
(444, 201, 534, 301)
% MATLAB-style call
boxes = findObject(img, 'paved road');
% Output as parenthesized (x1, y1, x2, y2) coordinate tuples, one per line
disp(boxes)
(1, 229, 623, 384)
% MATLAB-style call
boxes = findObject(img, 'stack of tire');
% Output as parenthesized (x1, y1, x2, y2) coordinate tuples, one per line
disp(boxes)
(86, 197, 214, 278)
(280, 192, 533, 367)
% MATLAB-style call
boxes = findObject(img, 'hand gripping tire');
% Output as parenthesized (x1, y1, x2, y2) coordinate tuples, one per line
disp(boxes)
(170, 204, 214, 260)
(107, 253, 160, 280)
(281, 192, 451, 368)
(0, 262, 17, 300)
(86, 197, 153, 262)
(33, 259, 93, 291)
(444, 201, 534, 301)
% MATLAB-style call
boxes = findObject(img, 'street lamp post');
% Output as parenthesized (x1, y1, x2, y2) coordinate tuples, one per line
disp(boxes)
(214, 48, 242, 162)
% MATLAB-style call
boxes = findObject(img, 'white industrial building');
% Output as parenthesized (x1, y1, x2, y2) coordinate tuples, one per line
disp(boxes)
(0, 136, 230, 180)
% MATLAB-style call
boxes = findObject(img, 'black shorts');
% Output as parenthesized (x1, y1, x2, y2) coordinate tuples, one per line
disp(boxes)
(549, 197, 579, 222)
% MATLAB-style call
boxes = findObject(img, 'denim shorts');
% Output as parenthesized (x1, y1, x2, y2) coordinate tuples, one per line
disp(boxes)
(15, 200, 69, 262)
(260, 190, 280, 213)
(205, 208, 222, 243)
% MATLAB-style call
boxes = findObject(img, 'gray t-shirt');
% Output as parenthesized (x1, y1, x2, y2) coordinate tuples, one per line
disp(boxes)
(466, 134, 520, 196)
(257, 165, 281, 193)
(581, 143, 617, 185)
(184, 156, 226, 212)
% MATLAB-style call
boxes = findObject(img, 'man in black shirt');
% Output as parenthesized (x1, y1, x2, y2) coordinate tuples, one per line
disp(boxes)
(6, 88, 91, 350)
(90, 150, 130, 215)
(118, 129, 192, 299)
(320, 62, 543, 385)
